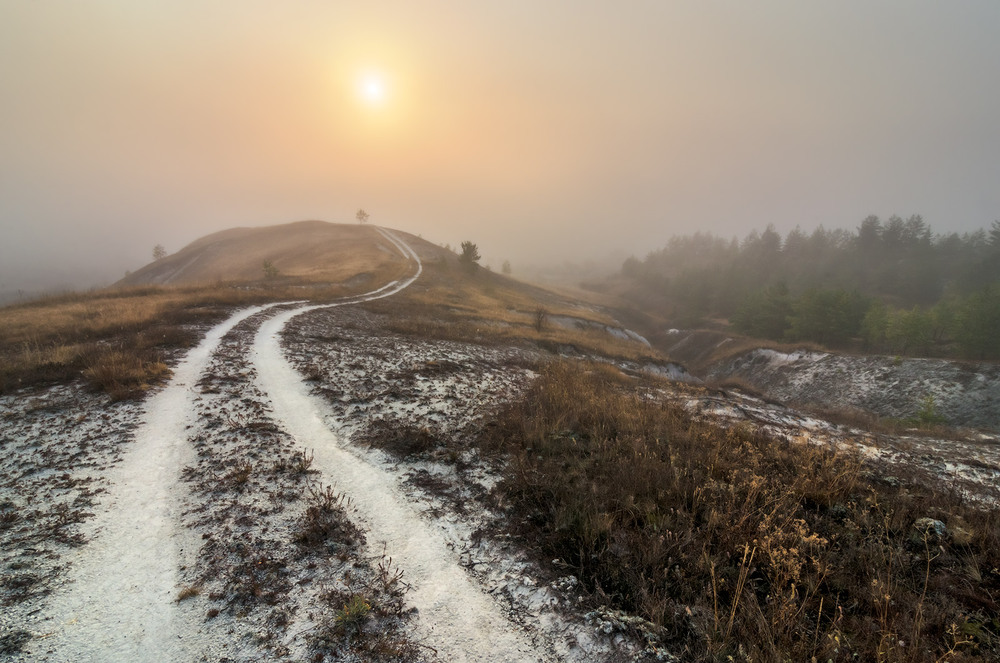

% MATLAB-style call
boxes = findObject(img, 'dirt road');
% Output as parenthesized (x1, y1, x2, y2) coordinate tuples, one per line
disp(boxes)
(13, 228, 546, 661)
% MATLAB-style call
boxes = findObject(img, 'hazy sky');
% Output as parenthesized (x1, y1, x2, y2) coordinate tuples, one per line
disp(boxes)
(2, 1, 999, 292)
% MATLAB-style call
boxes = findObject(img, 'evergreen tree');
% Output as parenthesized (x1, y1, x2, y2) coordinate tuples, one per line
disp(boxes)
(731, 283, 792, 340)
(458, 241, 481, 272)
(956, 286, 1000, 358)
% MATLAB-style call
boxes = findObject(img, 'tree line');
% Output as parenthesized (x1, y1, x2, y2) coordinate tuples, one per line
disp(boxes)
(621, 216, 1000, 359)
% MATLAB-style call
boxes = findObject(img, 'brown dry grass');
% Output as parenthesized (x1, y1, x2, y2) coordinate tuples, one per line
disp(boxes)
(480, 360, 1000, 662)
(798, 403, 975, 441)
(0, 274, 396, 396)
(82, 350, 171, 402)
(120, 221, 420, 287)
(1, 221, 441, 397)
(363, 262, 666, 364)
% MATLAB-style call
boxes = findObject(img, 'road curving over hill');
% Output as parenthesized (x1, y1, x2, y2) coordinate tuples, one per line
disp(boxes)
(252, 234, 543, 661)
(22, 226, 552, 661)
(252, 228, 547, 660)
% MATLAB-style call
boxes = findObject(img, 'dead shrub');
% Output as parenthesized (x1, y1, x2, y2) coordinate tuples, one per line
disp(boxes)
(310, 558, 421, 662)
(222, 460, 254, 490)
(294, 484, 364, 551)
(366, 424, 440, 459)
(273, 450, 315, 477)
(534, 306, 548, 332)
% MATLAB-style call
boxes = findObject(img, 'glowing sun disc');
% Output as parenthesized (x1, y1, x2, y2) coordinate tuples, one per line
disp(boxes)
(358, 73, 387, 105)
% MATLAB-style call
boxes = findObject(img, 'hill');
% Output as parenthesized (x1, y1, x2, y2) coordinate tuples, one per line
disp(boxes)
(2, 221, 998, 662)
(2, 219, 662, 396)
(118, 220, 445, 287)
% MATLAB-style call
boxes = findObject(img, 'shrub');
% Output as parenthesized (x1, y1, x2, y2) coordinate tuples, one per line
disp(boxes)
(481, 360, 1000, 662)
(294, 484, 364, 550)
(334, 594, 372, 633)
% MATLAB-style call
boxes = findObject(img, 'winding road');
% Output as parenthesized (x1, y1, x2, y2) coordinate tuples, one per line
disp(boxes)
(25, 228, 545, 661)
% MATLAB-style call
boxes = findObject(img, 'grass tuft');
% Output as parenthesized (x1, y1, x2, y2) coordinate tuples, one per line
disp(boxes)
(294, 484, 364, 551)
(82, 349, 171, 401)
(310, 557, 422, 661)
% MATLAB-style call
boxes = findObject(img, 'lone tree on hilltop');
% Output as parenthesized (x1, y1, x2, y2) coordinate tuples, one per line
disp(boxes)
(459, 241, 481, 272)
(356, 208, 370, 224)
(502, 260, 512, 275)
(152, 244, 166, 261)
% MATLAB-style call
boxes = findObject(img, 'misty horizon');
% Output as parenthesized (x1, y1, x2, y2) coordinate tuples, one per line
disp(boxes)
(2, 2, 999, 297)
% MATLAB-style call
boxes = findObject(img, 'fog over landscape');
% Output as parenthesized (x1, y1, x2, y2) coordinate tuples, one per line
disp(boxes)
(6, 5, 1000, 660)
(2, 1, 999, 296)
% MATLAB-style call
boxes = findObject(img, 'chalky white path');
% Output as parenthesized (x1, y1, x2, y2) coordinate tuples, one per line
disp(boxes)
(253, 231, 543, 661)
(27, 303, 278, 662)
(27, 227, 539, 661)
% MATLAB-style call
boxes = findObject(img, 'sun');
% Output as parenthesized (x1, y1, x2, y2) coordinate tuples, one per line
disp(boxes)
(357, 72, 388, 107)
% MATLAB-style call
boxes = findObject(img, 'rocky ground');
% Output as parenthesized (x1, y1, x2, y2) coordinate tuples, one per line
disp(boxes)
(671, 378, 1000, 506)
(709, 347, 1000, 430)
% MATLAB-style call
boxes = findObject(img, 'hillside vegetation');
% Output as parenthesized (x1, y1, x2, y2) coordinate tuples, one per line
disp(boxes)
(5, 220, 997, 663)
(119, 220, 424, 287)
(479, 361, 1000, 662)
(362, 257, 666, 365)
(603, 217, 1000, 359)
(0, 223, 444, 396)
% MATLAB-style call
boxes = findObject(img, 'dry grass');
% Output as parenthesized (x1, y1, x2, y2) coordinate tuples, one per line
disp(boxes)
(294, 484, 364, 551)
(312, 563, 424, 662)
(1, 222, 428, 398)
(119, 221, 423, 287)
(0, 274, 396, 396)
(480, 360, 1000, 662)
(364, 263, 666, 364)
(797, 403, 975, 441)
(82, 350, 171, 401)
(2, 237, 646, 396)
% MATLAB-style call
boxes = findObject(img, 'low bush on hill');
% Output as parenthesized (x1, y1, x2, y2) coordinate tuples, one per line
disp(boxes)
(484, 360, 1000, 662)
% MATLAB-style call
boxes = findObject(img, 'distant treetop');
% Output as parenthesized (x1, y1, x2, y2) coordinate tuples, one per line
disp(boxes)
(619, 216, 1000, 359)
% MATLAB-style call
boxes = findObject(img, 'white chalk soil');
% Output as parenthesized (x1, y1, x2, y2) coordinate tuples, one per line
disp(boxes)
(255, 309, 542, 661)
(709, 347, 1000, 430)
(1, 229, 643, 662)
(8, 227, 994, 660)
(14, 304, 278, 662)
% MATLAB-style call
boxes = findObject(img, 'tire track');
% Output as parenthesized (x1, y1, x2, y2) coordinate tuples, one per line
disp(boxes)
(251, 231, 546, 661)
(25, 304, 279, 662)
(25, 226, 543, 661)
